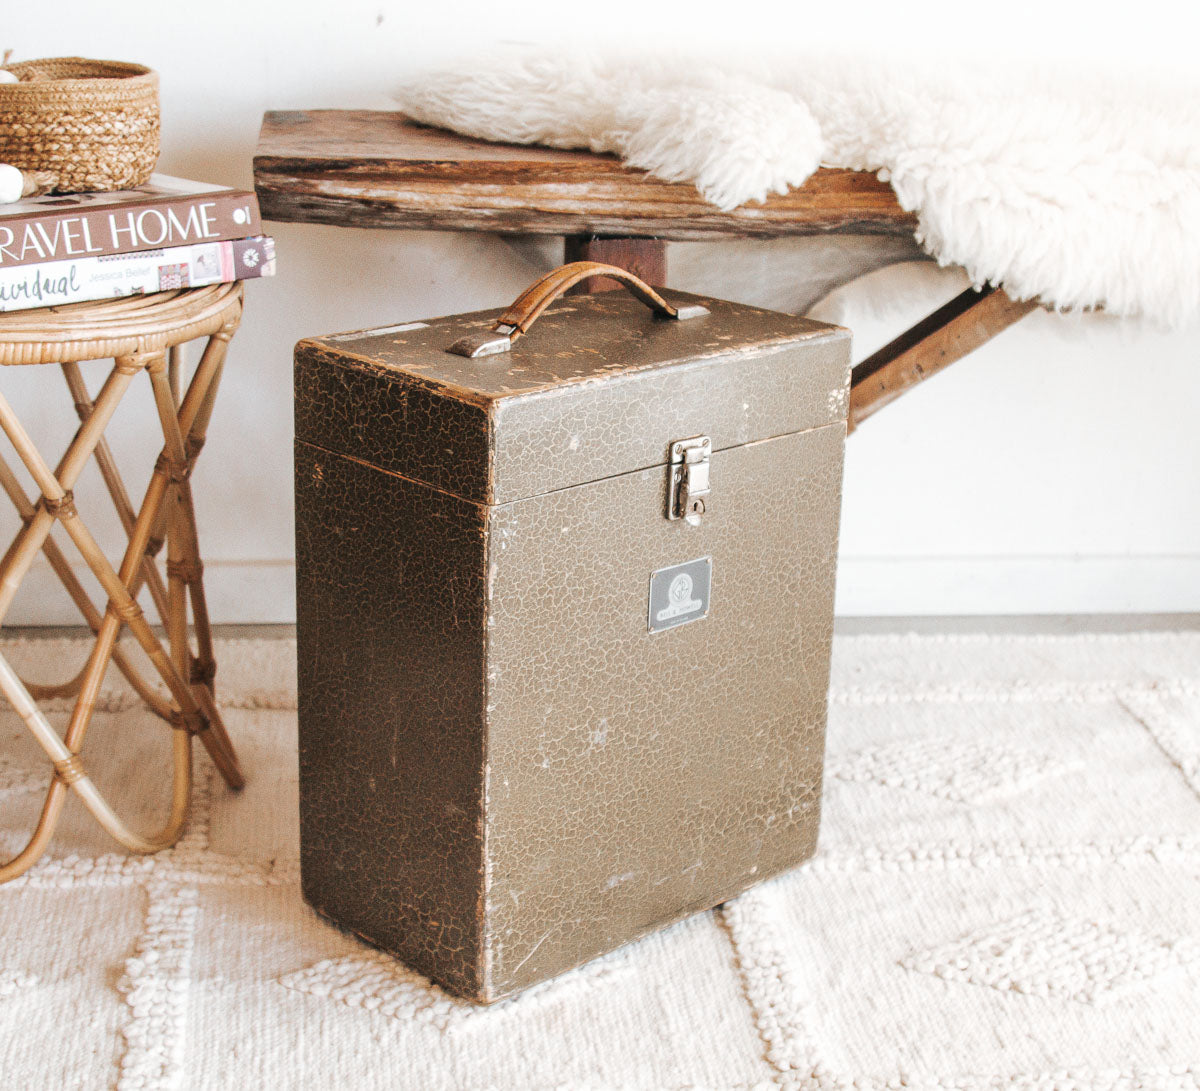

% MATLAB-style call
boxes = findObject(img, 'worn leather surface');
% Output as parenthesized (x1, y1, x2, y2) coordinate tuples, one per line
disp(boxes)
(491, 334, 849, 504)
(294, 348, 491, 503)
(294, 291, 850, 504)
(294, 439, 488, 998)
(484, 424, 844, 998)
(294, 288, 850, 1002)
(497, 260, 682, 334)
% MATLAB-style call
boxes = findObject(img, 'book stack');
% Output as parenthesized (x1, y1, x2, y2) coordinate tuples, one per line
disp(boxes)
(0, 175, 275, 313)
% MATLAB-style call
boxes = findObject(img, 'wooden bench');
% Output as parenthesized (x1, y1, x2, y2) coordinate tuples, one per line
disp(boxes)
(254, 109, 1035, 428)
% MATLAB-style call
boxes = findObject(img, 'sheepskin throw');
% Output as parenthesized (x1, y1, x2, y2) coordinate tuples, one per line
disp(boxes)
(397, 54, 1200, 327)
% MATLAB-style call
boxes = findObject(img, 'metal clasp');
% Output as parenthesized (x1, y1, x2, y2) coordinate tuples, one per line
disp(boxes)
(667, 436, 711, 525)
(447, 323, 518, 358)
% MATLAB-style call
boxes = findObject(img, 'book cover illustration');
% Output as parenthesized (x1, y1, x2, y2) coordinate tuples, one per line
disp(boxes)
(157, 263, 191, 291)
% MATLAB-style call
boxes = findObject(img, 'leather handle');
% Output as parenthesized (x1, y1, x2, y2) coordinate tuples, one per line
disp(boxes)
(447, 261, 708, 358)
(500, 262, 681, 334)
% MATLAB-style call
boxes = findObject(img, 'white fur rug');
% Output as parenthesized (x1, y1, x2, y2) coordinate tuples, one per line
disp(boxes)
(397, 54, 1200, 327)
(1, 632, 1199, 1089)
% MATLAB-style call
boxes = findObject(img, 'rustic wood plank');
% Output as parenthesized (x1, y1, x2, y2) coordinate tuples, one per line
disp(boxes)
(848, 286, 1038, 430)
(253, 110, 916, 241)
(562, 237, 668, 291)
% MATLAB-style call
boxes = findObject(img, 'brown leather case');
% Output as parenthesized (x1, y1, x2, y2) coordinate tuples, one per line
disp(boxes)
(294, 263, 851, 1003)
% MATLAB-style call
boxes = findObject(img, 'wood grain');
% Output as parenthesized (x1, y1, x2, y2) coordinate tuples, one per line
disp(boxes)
(253, 110, 915, 241)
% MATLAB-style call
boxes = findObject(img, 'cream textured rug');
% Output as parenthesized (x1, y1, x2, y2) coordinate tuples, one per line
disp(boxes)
(397, 53, 1200, 326)
(1, 632, 1199, 1089)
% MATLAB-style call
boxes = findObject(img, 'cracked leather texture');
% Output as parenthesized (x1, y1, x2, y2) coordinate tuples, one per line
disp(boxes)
(484, 424, 843, 997)
(295, 291, 850, 504)
(294, 289, 849, 1002)
(295, 439, 488, 998)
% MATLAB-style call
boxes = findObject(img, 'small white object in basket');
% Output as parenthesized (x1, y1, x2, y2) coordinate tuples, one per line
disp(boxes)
(0, 69, 25, 202)
(0, 164, 24, 204)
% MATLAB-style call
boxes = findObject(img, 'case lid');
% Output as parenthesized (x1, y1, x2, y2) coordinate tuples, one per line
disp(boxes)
(294, 279, 850, 506)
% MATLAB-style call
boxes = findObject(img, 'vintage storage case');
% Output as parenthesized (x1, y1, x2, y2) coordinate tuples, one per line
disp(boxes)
(293, 262, 851, 1003)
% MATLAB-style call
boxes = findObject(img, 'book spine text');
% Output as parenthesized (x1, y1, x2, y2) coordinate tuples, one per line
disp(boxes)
(0, 237, 276, 313)
(0, 193, 262, 269)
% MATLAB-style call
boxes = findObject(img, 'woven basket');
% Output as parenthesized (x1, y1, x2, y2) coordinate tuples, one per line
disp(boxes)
(0, 57, 160, 193)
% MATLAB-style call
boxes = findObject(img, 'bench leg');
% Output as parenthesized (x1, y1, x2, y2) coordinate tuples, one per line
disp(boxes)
(563, 237, 667, 290)
(848, 285, 1036, 430)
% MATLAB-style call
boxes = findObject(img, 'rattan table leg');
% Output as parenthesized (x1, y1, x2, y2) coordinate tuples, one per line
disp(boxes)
(0, 365, 137, 625)
(62, 361, 171, 624)
(0, 649, 191, 883)
(48, 435, 243, 788)
(0, 358, 210, 735)
(0, 452, 175, 716)
(0, 293, 248, 881)
(0, 283, 246, 883)
(0, 354, 199, 878)
(58, 325, 243, 784)
(0, 776, 66, 882)
(109, 323, 240, 771)
(142, 351, 241, 780)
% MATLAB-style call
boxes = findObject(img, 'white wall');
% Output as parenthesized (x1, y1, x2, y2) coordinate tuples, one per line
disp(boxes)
(3, 1, 1198, 622)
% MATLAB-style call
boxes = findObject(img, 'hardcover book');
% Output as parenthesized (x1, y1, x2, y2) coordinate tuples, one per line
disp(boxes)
(0, 175, 262, 270)
(0, 236, 276, 313)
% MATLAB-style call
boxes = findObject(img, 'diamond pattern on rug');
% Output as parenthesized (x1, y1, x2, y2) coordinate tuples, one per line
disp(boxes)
(115, 883, 199, 1091)
(900, 908, 1200, 1006)
(1119, 692, 1200, 800)
(279, 947, 631, 1030)
(828, 736, 1074, 802)
(0, 969, 37, 999)
(4, 633, 1200, 1090)
(718, 896, 834, 1082)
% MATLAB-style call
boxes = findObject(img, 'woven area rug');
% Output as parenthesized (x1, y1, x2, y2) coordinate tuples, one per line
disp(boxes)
(1, 632, 1198, 1090)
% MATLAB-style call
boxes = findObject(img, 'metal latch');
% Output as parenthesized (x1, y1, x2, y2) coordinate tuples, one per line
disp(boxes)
(667, 436, 711, 526)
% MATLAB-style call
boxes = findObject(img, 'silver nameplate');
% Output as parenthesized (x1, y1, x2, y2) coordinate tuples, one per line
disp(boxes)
(648, 556, 712, 633)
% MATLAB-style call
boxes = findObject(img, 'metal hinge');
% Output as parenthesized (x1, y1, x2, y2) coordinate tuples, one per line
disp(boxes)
(667, 435, 711, 526)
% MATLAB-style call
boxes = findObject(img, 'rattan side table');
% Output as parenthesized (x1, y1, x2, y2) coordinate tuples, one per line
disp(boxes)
(0, 282, 246, 882)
